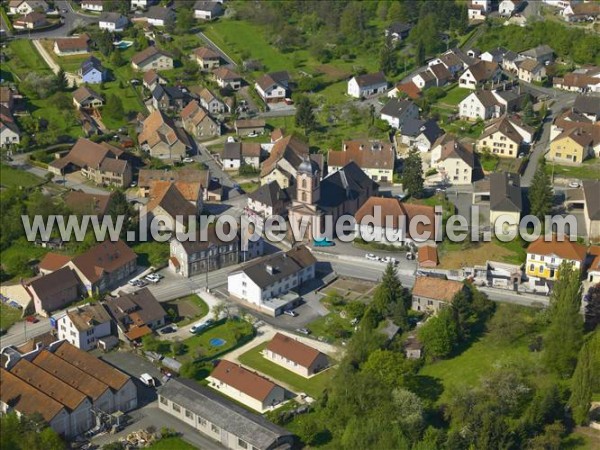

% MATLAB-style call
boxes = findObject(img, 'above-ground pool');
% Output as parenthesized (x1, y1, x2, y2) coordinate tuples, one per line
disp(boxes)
(114, 41, 133, 49)
(209, 338, 226, 347)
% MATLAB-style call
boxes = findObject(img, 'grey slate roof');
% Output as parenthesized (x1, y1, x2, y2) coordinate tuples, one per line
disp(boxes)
(574, 95, 600, 117)
(353, 72, 387, 88)
(387, 22, 412, 35)
(583, 180, 600, 220)
(490, 172, 522, 213)
(520, 45, 553, 60)
(380, 98, 415, 119)
(248, 180, 290, 208)
(158, 378, 293, 450)
(318, 161, 377, 210)
(105, 288, 167, 328)
(400, 118, 442, 143)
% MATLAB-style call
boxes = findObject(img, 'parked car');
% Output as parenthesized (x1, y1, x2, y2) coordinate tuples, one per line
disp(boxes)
(283, 310, 298, 317)
(140, 373, 156, 387)
(247, 132, 258, 138)
(26, 316, 39, 323)
(406, 252, 416, 260)
(313, 237, 334, 247)
(227, 136, 236, 143)
(568, 181, 580, 188)
(190, 319, 214, 334)
(159, 325, 175, 334)
(365, 253, 378, 261)
(183, 157, 194, 163)
(145, 273, 161, 283)
(128, 279, 138, 286)
(296, 328, 311, 335)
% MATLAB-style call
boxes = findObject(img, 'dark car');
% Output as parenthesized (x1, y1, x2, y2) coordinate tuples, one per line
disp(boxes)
(159, 326, 175, 334)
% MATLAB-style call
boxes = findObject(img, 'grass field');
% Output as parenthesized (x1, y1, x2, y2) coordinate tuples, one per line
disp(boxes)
(0, 238, 51, 279)
(0, 164, 44, 188)
(440, 85, 471, 106)
(438, 238, 526, 269)
(7, 40, 52, 79)
(238, 341, 334, 398)
(133, 241, 170, 268)
(307, 313, 354, 344)
(164, 294, 209, 327)
(546, 159, 600, 180)
(0, 303, 23, 331)
(147, 437, 197, 450)
(442, 118, 485, 139)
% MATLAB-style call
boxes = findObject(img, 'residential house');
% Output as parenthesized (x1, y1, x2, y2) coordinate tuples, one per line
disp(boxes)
(98, 12, 128, 32)
(247, 181, 291, 219)
(81, 0, 103, 11)
(27, 267, 80, 316)
(520, 45, 554, 65)
(72, 86, 104, 109)
(57, 304, 113, 351)
(222, 142, 261, 170)
(138, 109, 192, 161)
(213, 67, 243, 90)
(412, 70, 436, 90)
(411, 276, 466, 313)
(477, 115, 526, 158)
(430, 135, 475, 185)
(152, 84, 187, 111)
(196, 87, 225, 114)
(8, 0, 47, 15)
(428, 63, 453, 87)
(13, 11, 47, 29)
(501, 50, 524, 72)
(143, 182, 198, 233)
(104, 289, 167, 342)
(79, 56, 107, 84)
(517, 58, 546, 83)
(145, 6, 175, 27)
(480, 47, 508, 63)
(207, 360, 285, 412)
(459, 90, 500, 120)
(142, 69, 166, 91)
(48, 139, 132, 187)
(459, 61, 501, 90)
(146, 178, 204, 217)
(255, 71, 290, 103)
(288, 161, 378, 240)
(468, 0, 490, 20)
(264, 333, 329, 378)
(64, 191, 113, 216)
(574, 95, 600, 122)
(388, 81, 421, 100)
(399, 118, 443, 152)
(169, 228, 246, 278)
(227, 245, 317, 316)
(583, 180, 600, 241)
(193, 0, 224, 20)
(137, 168, 209, 199)
(180, 100, 220, 138)
(38, 253, 72, 275)
(193, 46, 220, 70)
(0, 87, 14, 110)
(431, 47, 475, 74)
(500, 0, 526, 16)
(157, 378, 294, 450)
(526, 235, 587, 289)
(67, 240, 137, 295)
(354, 197, 436, 245)
(130, 0, 157, 9)
(260, 135, 320, 189)
(347, 72, 388, 98)
(380, 98, 419, 129)
(131, 46, 174, 72)
(327, 139, 395, 182)
(489, 172, 523, 232)
(418, 245, 439, 268)
(54, 34, 89, 56)
(491, 86, 529, 113)
(385, 22, 413, 41)
(563, 2, 600, 22)
(235, 119, 266, 137)
(0, 106, 20, 148)
(550, 108, 600, 157)
(547, 127, 594, 164)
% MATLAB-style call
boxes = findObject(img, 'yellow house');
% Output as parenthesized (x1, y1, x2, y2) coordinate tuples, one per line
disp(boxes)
(547, 127, 593, 164)
(526, 235, 586, 283)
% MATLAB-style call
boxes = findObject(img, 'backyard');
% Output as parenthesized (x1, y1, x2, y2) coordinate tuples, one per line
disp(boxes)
(545, 159, 600, 181)
(437, 238, 527, 269)
(238, 341, 334, 398)
(0, 164, 44, 188)
(163, 294, 209, 327)
(132, 242, 170, 268)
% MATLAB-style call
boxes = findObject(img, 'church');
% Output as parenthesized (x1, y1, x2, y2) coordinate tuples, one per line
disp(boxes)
(288, 158, 378, 241)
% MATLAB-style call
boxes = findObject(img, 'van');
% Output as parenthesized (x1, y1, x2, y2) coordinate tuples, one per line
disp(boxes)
(140, 373, 156, 387)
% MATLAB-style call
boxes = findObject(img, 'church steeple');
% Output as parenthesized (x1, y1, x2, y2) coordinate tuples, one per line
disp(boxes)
(296, 156, 320, 205)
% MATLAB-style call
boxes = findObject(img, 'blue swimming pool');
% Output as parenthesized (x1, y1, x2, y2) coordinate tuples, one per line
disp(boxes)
(209, 338, 226, 347)
(114, 41, 133, 49)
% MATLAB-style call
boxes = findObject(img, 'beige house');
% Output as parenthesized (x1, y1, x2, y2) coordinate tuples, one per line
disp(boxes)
(180, 100, 220, 138)
(138, 109, 192, 161)
(131, 46, 174, 72)
(207, 360, 285, 412)
(411, 276, 465, 314)
(72, 86, 104, 109)
(264, 333, 329, 378)
(459, 61, 501, 90)
(260, 135, 316, 188)
(327, 139, 395, 183)
(547, 127, 594, 164)
(213, 67, 243, 90)
(430, 135, 474, 185)
(517, 58, 547, 83)
(193, 46, 220, 70)
(54, 35, 90, 56)
(477, 116, 525, 159)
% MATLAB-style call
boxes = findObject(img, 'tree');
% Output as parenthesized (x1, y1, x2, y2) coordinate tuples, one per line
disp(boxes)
(55, 68, 68, 91)
(584, 283, 600, 331)
(362, 349, 411, 388)
(372, 262, 409, 326)
(110, 50, 125, 67)
(104, 94, 125, 121)
(544, 261, 584, 377)
(569, 331, 600, 425)
(379, 34, 397, 76)
(402, 148, 424, 198)
(528, 157, 553, 223)
(415, 40, 425, 66)
(418, 308, 459, 359)
(527, 422, 564, 450)
(295, 96, 317, 133)
(387, 1, 407, 22)
(176, 6, 194, 35)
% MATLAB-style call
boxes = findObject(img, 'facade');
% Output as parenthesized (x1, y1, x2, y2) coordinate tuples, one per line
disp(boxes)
(227, 245, 317, 316)
(222, 142, 261, 170)
(380, 98, 419, 129)
(194, 46, 221, 70)
(143, 182, 198, 233)
(72, 86, 104, 109)
(327, 139, 395, 182)
(157, 378, 294, 450)
(477, 115, 525, 158)
(525, 235, 587, 284)
(499, 0, 526, 16)
(459, 61, 501, 90)
(547, 127, 594, 164)
(28, 267, 80, 316)
(247, 181, 291, 219)
(517, 58, 547, 83)
(235, 119, 266, 137)
(81, 0, 103, 11)
(194, 0, 224, 20)
(0, 107, 20, 148)
(131, 46, 174, 72)
(255, 71, 290, 103)
(489, 172, 523, 232)
(8, 0, 48, 14)
(347, 72, 388, 98)
(411, 276, 465, 313)
(138, 109, 192, 161)
(207, 360, 285, 412)
(54, 35, 89, 56)
(459, 90, 500, 121)
(56, 304, 113, 351)
(152, 84, 187, 111)
(430, 135, 474, 185)
(180, 100, 220, 138)
(79, 56, 107, 84)
(264, 332, 329, 378)
(98, 12, 128, 32)
(213, 67, 243, 90)
(399, 118, 443, 152)
(197, 87, 225, 114)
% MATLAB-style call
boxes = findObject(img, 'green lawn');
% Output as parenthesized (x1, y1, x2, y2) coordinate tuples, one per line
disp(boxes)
(440, 85, 471, 106)
(147, 437, 198, 450)
(133, 241, 170, 268)
(178, 318, 255, 363)
(7, 40, 52, 79)
(164, 294, 209, 327)
(442, 119, 485, 139)
(0, 164, 44, 188)
(545, 159, 600, 180)
(307, 313, 354, 344)
(238, 341, 334, 398)
(0, 238, 51, 279)
(0, 303, 23, 332)
(239, 181, 260, 193)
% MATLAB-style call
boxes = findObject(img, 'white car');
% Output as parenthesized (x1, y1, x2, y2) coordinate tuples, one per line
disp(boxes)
(568, 181, 580, 188)
(283, 310, 298, 317)
(183, 157, 194, 163)
(247, 132, 258, 138)
(365, 253, 378, 261)
(145, 273, 161, 283)
(227, 136, 236, 143)
(140, 373, 156, 387)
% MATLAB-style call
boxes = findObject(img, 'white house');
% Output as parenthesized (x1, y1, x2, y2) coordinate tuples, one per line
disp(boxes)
(255, 71, 290, 103)
(98, 13, 128, 32)
(0, 112, 21, 148)
(264, 333, 330, 378)
(430, 135, 475, 185)
(227, 245, 316, 316)
(207, 360, 285, 412)
(130, 0, 156, 9)
(399, 118, 443, 152)
(347, 72, 388, 98)
(380, 98, 419, 129)
(8, 0, 48, 15)
(499, 0, 526, 16)
(56, 304, 113, 351)
(458, 90, 500, 121)
(221, 142, 261, 170)
(81, 0, 103, 12)
(193, 0, 224, 20)
(145, 6, 174, 27)
(459, 61, 501, 90)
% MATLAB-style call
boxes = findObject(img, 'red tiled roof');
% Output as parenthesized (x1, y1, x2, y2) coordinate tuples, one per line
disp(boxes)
(266, 333, 325, 368)
(210, 360, 279, 401)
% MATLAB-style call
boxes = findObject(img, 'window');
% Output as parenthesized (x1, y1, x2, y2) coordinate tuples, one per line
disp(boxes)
(159, 396, 168, 405)
(238, 439, 248, 449)
(530, 264, 535, 271)
(211, 424, 220, 433)
(198, 416, 207, 426)
(185, 410, 193, 419)
(172, 403, 181, 412)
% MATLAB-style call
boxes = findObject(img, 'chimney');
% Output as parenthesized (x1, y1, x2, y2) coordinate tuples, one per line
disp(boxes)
(343, 144, 348, 151)
(359, 144, 364, 151)
(266, 264, 274, 275)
